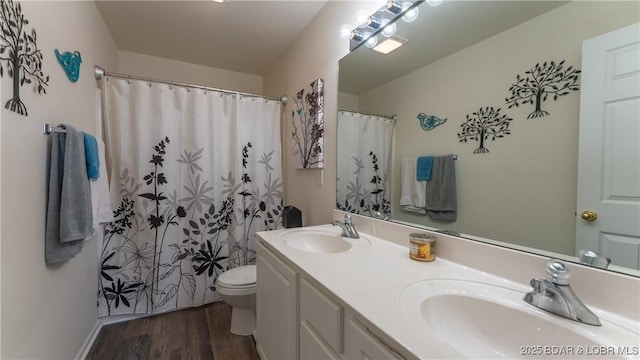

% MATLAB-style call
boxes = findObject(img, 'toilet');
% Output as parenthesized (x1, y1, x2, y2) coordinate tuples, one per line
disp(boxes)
(217, 264, 257, 336)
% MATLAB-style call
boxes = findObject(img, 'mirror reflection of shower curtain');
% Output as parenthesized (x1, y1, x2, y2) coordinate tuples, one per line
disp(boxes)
(336, 110, 394, 218)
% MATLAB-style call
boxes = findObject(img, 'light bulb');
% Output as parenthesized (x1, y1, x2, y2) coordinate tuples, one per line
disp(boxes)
(381, 22, 396, 37)
(427, 0, 443, 6)
(365, 34, 379, 48)
(356, 10, 369, 26)
(340, 24, 353, 38)
(401, 2, 419, 23)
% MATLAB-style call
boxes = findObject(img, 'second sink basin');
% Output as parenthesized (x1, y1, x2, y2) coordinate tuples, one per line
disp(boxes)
(400, 279, 639, 359)
(279, 227, 355, 254)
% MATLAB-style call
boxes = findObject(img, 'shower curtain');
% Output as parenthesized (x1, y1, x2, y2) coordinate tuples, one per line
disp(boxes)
(98, 77, 283, 317)
(336, 110, 394, 218)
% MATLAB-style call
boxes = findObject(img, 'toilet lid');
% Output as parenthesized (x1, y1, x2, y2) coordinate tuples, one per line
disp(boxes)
(217, 265, 256, 286)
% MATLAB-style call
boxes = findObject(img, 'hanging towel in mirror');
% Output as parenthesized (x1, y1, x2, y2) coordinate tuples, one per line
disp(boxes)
(416, 156, 434, 181)
(400, 158, 427, 214)
(425, 155, 457, 221)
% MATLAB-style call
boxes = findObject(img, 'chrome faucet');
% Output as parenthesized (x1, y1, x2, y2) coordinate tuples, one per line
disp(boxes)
(331, 214, 359, 239)
(373, 211, 391, 221)
(523, 259, 601, 326)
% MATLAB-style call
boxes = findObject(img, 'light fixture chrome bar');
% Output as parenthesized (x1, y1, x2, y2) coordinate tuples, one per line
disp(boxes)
(93, 65, 287, 105)
(349, 0, 424, 51)
(367, 16, 383, 29)
(386, 0, 403, 14)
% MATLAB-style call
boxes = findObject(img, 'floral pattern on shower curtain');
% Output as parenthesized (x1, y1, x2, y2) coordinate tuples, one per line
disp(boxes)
(336, 110, 394, 218)
(98, 78, 283, 317)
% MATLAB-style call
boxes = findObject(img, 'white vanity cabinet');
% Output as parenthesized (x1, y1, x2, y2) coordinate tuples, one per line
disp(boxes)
(256, 241, 298, 360)
(299, 275, 406, 360)
(256, 238, 408, 360)
(299, 276, 343, 358)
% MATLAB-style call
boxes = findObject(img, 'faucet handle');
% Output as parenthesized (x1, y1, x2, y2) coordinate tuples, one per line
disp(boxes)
(343, 213, 353, 224)
(546, 259, 570, 285)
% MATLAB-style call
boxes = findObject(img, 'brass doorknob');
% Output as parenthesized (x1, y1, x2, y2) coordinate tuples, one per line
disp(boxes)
(581, 210, 598, 222)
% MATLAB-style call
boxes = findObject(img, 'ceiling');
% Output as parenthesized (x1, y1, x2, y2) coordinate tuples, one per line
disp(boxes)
(95, 0, 327, 76)
(339, 1, 568, 95)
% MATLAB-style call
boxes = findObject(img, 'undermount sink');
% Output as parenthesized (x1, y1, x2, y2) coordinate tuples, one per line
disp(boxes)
(279, 227, 357, 254)
(400, 279, 639, 359)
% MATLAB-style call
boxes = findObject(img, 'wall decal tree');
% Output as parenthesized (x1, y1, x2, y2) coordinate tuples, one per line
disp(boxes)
(0, 0, 49, 116)
(458, 106, 512, 154)
(505, 60, 580, 119)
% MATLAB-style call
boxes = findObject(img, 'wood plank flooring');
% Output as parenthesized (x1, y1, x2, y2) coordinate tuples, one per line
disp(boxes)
(87, 302, 260, 360)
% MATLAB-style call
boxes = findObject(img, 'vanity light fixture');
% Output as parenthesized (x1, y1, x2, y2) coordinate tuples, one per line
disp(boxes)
(368, 16, 397, 37)
(373, 35, 407, 54)
(212, 0, 225, 3)
(349, 0, 424, 51)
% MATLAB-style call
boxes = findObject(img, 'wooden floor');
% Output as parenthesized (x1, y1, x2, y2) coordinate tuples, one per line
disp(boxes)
(87, 302, 260, 360)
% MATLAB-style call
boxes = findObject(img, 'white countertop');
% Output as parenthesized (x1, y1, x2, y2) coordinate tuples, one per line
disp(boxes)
(257, 223, 640, 359)
(257, 224, 532, 358)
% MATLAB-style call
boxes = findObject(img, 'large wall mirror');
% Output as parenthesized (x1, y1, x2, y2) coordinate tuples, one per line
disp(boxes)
(337, 1, 639, 276)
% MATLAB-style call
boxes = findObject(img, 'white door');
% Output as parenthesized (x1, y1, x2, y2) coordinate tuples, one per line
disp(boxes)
(576, 22, 640, 270)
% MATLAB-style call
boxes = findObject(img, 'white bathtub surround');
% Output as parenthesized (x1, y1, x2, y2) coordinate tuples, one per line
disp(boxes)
(255, 210, 640, 359)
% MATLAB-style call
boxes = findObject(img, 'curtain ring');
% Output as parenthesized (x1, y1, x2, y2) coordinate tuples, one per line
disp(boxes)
(126, 79, 131, 85)
(147, 82, 152, 87)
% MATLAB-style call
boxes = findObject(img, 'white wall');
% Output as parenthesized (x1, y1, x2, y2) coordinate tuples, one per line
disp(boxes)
(264, 1, 378, 226)
(356, 1, 639, 256)
(0, 2, 118, 359)
(118, 50, 264, 94)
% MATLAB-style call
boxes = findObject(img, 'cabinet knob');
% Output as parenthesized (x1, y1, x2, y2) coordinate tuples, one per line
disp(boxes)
(580, 210, 598, 222)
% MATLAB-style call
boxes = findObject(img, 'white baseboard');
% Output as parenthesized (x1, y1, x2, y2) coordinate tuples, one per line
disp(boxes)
(75, 320, 102, 360)
(99, 312, 147, 325)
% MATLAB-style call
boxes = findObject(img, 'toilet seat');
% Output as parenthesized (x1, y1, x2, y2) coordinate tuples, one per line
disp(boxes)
(217, 265, 256, 288)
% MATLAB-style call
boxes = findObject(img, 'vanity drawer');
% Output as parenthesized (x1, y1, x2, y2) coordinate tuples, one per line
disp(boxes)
(347, 318, 404, 360)
(300, 277, 344, 354)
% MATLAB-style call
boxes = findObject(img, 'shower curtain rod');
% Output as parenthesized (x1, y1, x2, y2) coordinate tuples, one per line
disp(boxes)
(94, 65, 288, 105)
(338, 108, 397, 121)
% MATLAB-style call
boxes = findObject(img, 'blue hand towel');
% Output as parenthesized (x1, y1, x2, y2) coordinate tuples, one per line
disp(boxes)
(83, 132, 100, 180)
(416, 156, 434, 181)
